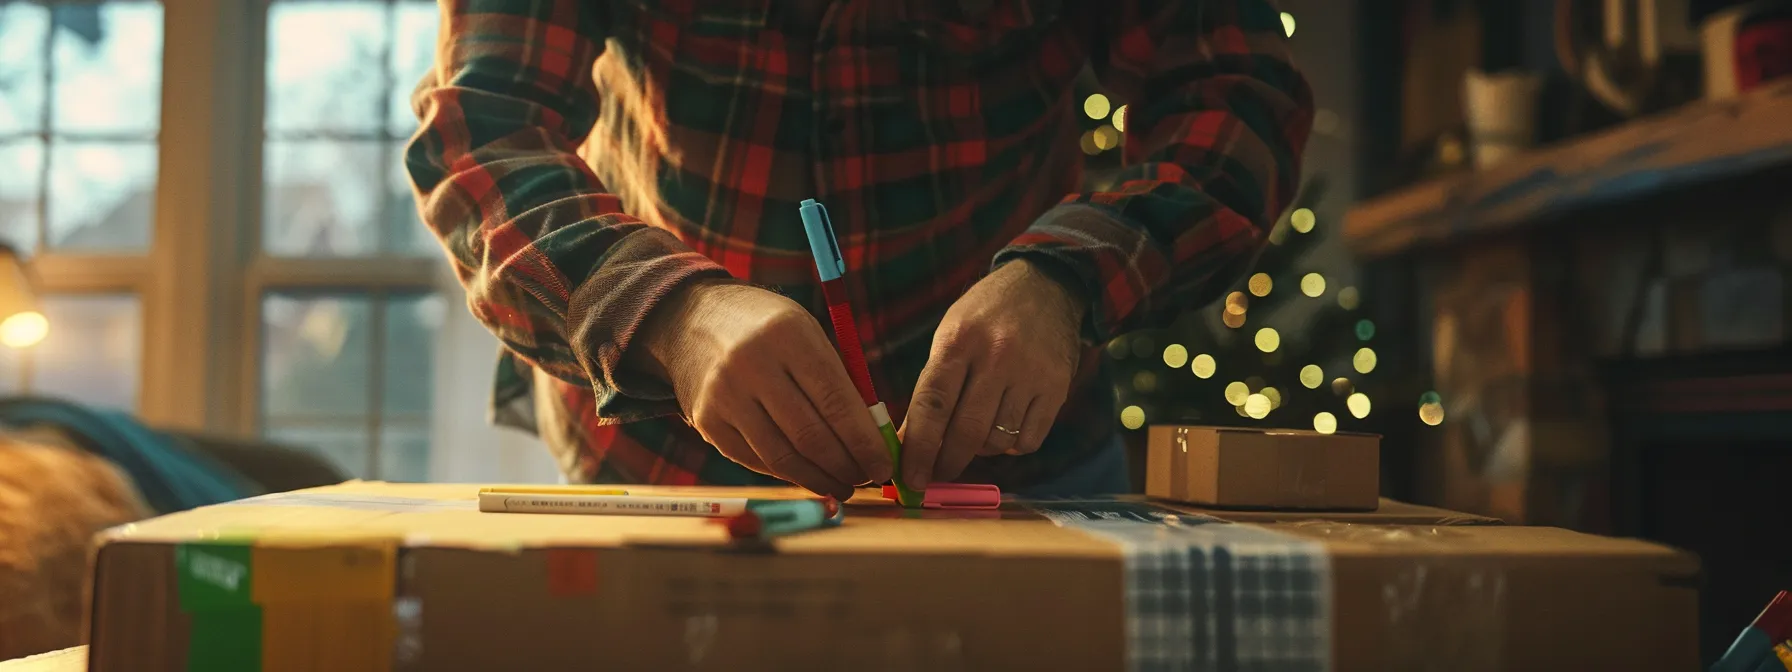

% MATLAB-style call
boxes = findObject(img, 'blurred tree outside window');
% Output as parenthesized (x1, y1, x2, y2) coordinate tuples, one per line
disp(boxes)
(257, 0, 443, 481)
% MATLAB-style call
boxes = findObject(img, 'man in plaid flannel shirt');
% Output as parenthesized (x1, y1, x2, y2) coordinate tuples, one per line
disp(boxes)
(406, 0, 1312, 501)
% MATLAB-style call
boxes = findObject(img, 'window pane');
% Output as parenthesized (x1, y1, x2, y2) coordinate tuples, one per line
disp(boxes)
(267, 424, 370, 480)
(0, 140, 42, 252)
(46, 140, 155, 250)
(32, 294, 142, 411)
(388, 1, 438, 138)
(266, 1, 387, 135)
(262, 293, 374, 418)
(379, 424, 429, 482)
(382, 293, 441, 417)
(49, 2, 163, 134)
(264, 140, 383, 256)
(0, 2, 48, 134)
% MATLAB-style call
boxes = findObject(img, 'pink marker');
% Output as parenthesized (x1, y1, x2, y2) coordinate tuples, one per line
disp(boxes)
(882, 483, 1001, 510)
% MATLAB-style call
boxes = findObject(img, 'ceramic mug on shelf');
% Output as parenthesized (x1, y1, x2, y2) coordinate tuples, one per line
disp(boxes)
(1461, 69, 1545, 170)
(1701, 0, 1792, 100)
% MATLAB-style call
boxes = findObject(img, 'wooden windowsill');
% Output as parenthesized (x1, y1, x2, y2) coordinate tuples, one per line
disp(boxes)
(1344, 80, 1792, 259)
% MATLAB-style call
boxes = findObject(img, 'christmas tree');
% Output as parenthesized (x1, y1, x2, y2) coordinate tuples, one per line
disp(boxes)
(1072, 81, 1443, 441)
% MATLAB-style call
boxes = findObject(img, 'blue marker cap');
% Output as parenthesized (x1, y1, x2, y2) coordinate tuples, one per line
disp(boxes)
(798, 199, 845, 282)
(746, 499, 830, 537)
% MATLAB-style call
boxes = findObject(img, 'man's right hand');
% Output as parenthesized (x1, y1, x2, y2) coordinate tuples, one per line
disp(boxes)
(637, 282, 892, 501)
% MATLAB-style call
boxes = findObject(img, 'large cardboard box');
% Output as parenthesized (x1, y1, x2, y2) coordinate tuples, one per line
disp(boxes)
(86, 482, 1696, 671)
(1147, 426, 1382, 510)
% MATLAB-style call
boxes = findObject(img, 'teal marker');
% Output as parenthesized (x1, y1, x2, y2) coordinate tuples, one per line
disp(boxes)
(722, 499, 844, 540)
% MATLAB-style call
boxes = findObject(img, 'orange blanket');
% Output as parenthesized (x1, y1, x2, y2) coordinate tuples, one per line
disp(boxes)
(0, 435, 147, 661)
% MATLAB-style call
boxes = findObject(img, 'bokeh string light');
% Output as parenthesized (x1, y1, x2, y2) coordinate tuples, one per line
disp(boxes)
(1080, 131, 1101, 156)
(1120, 405, 1146, 430)
(1248, 273, 1273, 297)
(1300, 272, 1326, 297)
(1093, 125, 1119, 151)
(1224, 381, 1248, 406)
(1084, 93, 1111, 119)
(1192, 353, 1216, 379)
(1162, 344, 1189, 368)
(1244, 393, 1271, 419)
(1254, 327, 1280, 353)
(1419, 391, 1446, 425)
(1352, 347, 1378, 374)
(1225, 291, 1249, 315)
(1290, 207, 1315, 233)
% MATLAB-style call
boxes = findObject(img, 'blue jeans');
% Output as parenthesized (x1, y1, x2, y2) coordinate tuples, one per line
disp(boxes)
(1012, 435, 1131, 498)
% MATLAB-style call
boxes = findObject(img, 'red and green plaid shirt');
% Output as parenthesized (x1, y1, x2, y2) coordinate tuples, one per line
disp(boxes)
(406, 0, 1312, 488)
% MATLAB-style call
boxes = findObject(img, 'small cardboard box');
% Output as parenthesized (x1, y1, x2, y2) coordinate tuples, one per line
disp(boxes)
(1147, 425, 1381, 510)
(85, 482, 1695, 671)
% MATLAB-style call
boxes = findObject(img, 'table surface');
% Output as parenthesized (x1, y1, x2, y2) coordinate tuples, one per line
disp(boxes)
(0, 647, 84, 672)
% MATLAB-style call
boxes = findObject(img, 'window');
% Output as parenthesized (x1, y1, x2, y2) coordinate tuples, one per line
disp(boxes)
(260, 291, 440, 480)
(262, 0, 437, 258)
(0, 294, 142, 410)
(0, 1, 162, 253)
(0, 0, 559, 483)
(252, 0, 449, 481)
(0, 1, 159, 412)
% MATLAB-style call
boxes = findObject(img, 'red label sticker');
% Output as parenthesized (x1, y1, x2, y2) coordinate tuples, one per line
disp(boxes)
(544, 549, 599, 597)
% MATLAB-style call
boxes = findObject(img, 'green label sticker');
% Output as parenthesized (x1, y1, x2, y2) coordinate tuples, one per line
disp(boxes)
(177, 543, 253, 610)
(186, 609, 262, 672)
(177, 543, 262, 672)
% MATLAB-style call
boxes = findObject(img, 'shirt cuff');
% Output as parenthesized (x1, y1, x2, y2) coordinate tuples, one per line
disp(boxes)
(565, 227, 738, 425)
(992, 203, 1161, 343)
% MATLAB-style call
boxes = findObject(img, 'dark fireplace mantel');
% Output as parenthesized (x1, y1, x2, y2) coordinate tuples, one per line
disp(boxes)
(1345, 78, 1792, 668)
(1603, 349, 1792, 665)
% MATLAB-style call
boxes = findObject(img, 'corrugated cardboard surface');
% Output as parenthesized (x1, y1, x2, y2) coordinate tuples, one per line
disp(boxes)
(0, 646, 83, 672)
(1147, 426, 1382, 510)
(87, 482, 1697, 671)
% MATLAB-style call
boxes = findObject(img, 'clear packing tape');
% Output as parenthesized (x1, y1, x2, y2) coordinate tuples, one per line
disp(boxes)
(1285, 521, 1508, 672)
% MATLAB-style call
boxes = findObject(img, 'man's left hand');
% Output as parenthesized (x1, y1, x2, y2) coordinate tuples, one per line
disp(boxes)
(898, 260, 1087, 490)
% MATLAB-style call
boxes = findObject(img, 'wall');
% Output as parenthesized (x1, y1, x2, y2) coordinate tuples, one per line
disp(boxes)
(429, 270, 562, 484)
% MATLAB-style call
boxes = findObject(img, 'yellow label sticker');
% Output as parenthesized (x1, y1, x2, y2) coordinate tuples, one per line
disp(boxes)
(251, 541, 397, 605)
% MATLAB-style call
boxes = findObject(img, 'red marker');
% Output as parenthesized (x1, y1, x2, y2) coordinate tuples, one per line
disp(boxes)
(799, 198, 921, 506)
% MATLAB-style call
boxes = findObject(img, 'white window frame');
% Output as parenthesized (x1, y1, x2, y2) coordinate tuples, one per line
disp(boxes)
(28, 0, 563, 485)
(138, 0, 443, 438)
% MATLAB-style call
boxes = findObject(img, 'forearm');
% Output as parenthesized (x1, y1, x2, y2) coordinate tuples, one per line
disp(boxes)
(407, 0, 730, 421)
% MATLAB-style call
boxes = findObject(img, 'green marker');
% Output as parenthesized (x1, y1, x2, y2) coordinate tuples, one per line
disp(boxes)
(869, 402, 922, 506)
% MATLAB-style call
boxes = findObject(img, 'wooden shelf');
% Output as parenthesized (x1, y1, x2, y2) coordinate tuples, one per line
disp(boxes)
(1344, 80, 1792, 258)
